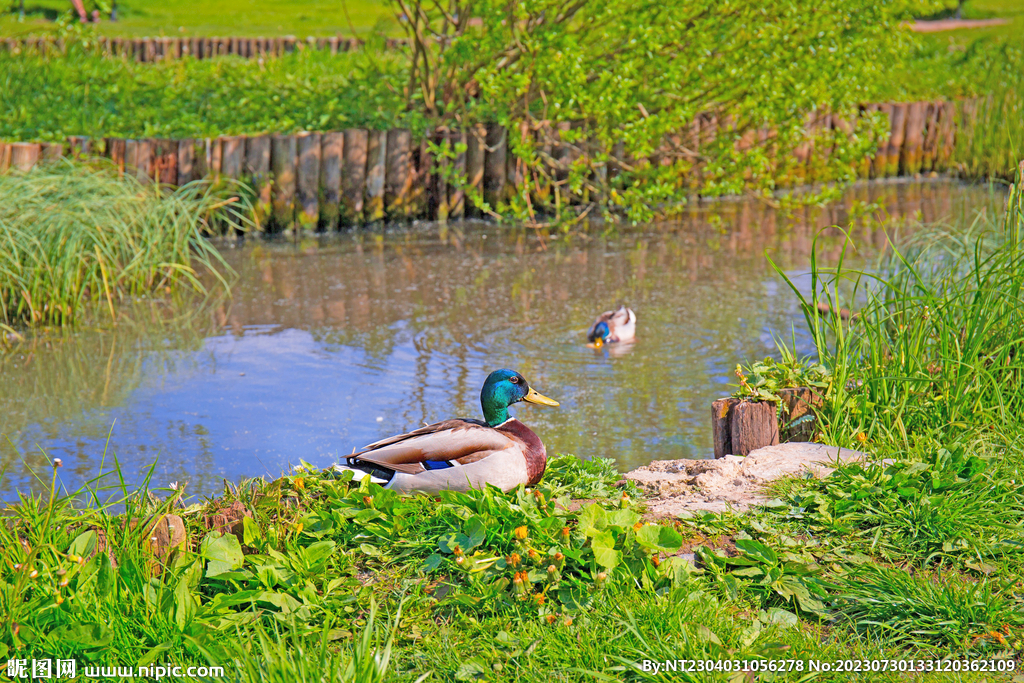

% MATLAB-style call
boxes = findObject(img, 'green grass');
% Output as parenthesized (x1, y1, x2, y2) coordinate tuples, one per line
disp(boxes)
(0, 0, 396, 37)
(3, 452, 1017, 682)
(0, 160, 244, 328)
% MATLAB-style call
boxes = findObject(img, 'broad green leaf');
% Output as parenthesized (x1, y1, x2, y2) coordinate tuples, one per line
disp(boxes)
(591, 530, 620, 569)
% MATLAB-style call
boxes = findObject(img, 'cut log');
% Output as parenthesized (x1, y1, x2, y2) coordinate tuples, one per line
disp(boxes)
(729, 401, 779, 457)
(296, 131, 321, 231)
(711, 398, 739, 459)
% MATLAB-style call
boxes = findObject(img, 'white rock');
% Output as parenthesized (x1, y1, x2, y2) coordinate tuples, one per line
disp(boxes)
(624, 443, 873, 518)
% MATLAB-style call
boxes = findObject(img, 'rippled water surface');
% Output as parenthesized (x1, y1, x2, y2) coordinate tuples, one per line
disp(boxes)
(0, 180, 1006, 500)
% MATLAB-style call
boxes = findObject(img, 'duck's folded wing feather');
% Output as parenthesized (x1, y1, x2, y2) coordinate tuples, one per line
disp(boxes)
(353, 419, 514, 475)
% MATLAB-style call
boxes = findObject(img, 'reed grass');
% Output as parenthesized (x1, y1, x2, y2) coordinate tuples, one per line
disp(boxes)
(771, 161, 1024, 450)
(953, 43, 1024, 181)
(0, 160, 248, 329)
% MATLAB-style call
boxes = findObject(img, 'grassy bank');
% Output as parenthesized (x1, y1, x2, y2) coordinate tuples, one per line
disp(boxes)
(0, 162, 244, 329)
(3, 172, 1023, 678)
(4, 452, 1016, 682)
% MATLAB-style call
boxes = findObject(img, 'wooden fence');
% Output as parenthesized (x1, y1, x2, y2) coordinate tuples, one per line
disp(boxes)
(0, 34, 407, 62)
(0, 99, 971, 230)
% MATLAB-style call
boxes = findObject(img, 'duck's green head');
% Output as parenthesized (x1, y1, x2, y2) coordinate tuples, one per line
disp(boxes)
(480, 369, 559, 427)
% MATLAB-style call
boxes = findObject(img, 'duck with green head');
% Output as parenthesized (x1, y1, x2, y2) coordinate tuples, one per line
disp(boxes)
(335, 369, 559, 494)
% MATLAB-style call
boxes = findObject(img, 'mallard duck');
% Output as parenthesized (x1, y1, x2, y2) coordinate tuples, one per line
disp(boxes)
(586, 305, 636, 348)
(334, 369, 559, 494)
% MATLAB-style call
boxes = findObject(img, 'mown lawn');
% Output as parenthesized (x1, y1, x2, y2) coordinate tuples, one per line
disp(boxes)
(0, 0, 395, 37)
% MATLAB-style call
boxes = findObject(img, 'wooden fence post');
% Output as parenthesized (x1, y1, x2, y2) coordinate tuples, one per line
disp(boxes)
(177, 139, 195, 184)
(385, 128, 413, 221)
(920, 102, 941, 173)
(341, 128, 368, 224)
(245, 135, 272, 227)
(365, 129, 387, 223)
(0, 143, 10, 173)
(870, 104, 891, 179)
(41, 142, 63, 161)
(270, 134, 297, 232)
(220, 135, 245, 180)
(136, 139, 153, 182)
(153, 139, 178, 185)
(483, 123, 507, 208)
(936, 100, 956, 171)
(320, 132, 344, 231)
(900, 101, 926, 176)
(448, 128, 467, 219)
(465, 123, 486, 217)
(107, 138, 126, 176)
(67, 136, 91, 158)
(296, 131, 321, 231)
(10, 143, 41, 172)
(885, 103, 907, 178)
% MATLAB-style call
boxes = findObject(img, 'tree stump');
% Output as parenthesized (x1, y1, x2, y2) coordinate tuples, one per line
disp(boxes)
(730, 401, 779, 456)
(711, 398, 739, 459)
(711, 398, 778, 457)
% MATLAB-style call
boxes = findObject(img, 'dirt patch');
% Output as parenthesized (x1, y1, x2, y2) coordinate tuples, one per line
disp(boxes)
(909, 19, 1009, 33)
(625, 443, 875, 518)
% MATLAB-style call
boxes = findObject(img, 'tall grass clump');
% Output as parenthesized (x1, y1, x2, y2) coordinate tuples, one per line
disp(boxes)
(0, 161, 247, 329)
(773, 160, 1024, 449)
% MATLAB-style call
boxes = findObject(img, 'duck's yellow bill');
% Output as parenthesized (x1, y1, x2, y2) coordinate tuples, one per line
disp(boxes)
(523, 387, 560, 407)
(592, 338, 604, 349)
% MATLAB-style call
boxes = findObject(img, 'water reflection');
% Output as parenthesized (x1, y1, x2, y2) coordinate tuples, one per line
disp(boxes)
(0, 180, 1007, 501)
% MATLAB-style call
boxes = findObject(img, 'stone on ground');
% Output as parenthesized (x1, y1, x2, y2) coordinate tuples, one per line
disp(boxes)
(625, 442, 871, 518)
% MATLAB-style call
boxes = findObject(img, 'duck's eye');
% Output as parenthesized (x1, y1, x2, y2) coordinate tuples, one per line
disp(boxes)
(510, 376, 519, 384)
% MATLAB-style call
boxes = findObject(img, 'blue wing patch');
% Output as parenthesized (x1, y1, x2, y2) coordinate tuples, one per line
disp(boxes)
(423, 460, 455, 470)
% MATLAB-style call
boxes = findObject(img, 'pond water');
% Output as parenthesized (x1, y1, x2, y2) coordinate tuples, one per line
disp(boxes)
(0, 180, 1007, 502)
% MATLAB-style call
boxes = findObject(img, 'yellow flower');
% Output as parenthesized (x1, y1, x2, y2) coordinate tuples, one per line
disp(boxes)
(507, 553, 522, 568)
(514, 526, 529, 541)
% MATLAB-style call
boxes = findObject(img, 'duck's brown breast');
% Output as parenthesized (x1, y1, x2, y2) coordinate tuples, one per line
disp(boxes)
(496, 419, 547, 486)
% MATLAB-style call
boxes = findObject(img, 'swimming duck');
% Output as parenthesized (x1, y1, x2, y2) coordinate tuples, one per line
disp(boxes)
(334, 369, 559, 494)
(586, 305, 636, 348)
